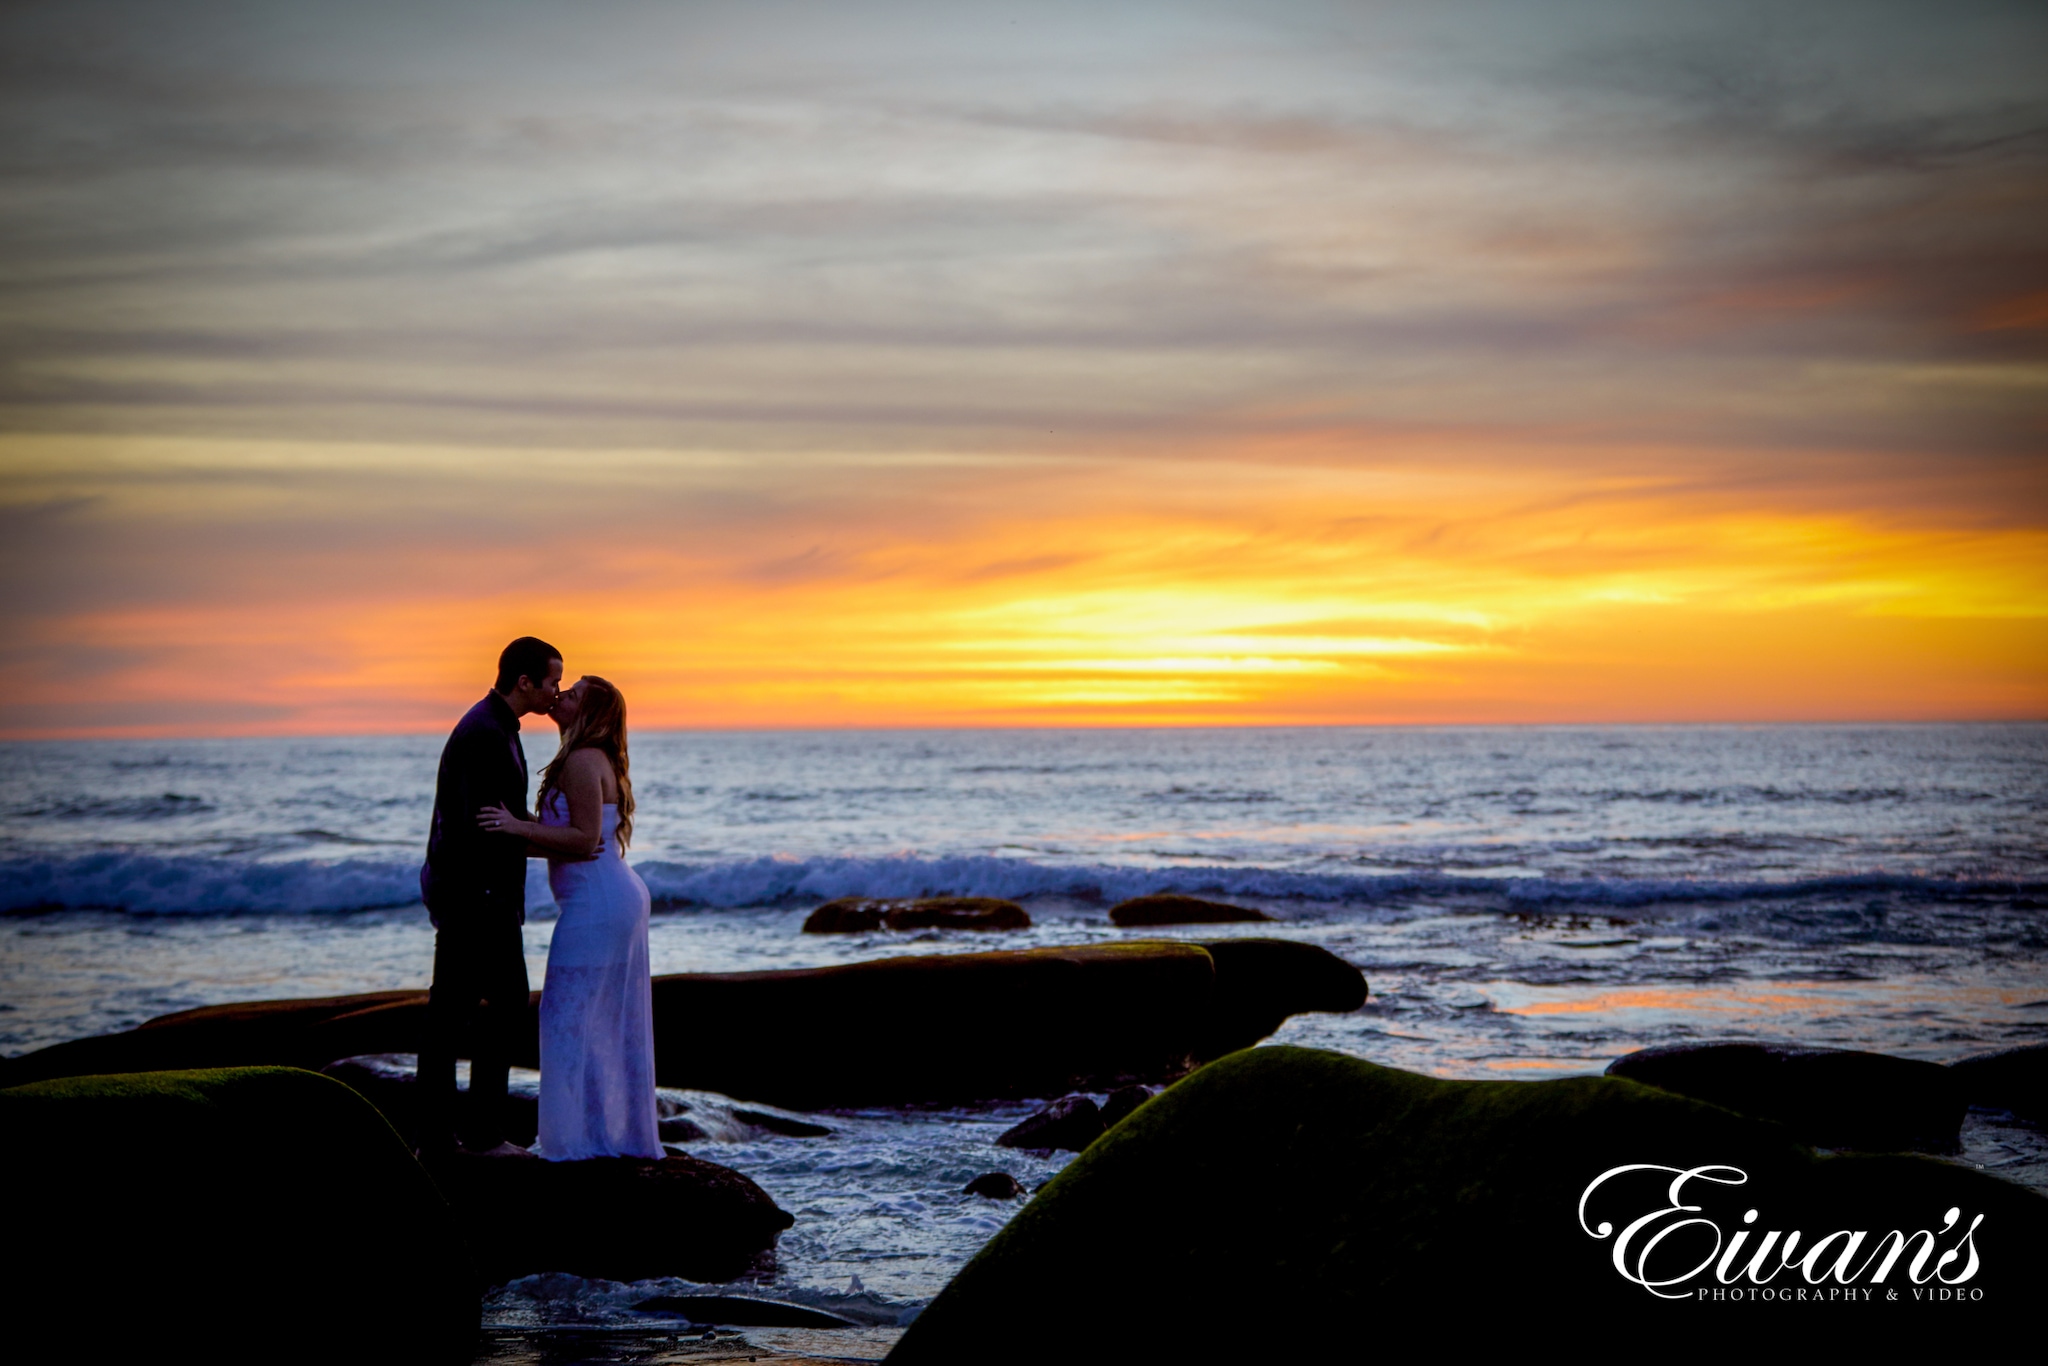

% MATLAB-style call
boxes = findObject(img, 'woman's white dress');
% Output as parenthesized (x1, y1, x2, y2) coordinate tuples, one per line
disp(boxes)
(533, 792, 663, 1161)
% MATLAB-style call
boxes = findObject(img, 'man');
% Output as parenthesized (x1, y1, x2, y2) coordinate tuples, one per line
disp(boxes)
(417, 635, 562, 1156)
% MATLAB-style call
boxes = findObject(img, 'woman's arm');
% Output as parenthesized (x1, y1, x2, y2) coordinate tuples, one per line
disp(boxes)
(477, 749, 607, 857)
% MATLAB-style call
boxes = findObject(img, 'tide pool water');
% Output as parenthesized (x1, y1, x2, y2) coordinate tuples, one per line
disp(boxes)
(3, 723, 2045, 1320)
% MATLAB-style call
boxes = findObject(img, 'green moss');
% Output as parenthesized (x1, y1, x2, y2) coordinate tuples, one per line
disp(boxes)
(2, 1067, 477, 1364)
(890, 1047, 2048, 1360)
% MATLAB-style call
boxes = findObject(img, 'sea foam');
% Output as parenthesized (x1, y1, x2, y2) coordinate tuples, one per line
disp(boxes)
(0, 851, 2024, 916)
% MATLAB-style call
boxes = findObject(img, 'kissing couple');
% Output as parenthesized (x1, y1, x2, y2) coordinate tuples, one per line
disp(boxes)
(416, 635, 660, 1161)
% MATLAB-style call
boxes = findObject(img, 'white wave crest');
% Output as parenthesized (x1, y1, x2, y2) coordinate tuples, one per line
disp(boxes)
(0, 851, 2020, 916)
(0, 853, 428, 914)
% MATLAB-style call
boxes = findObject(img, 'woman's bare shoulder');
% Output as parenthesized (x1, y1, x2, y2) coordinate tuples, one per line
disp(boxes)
(562, 746, 612, 777)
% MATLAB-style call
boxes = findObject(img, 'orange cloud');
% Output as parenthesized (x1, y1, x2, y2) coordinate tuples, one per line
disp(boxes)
(6, 432, 2042, 737)
(1974, 289, 2048, 332)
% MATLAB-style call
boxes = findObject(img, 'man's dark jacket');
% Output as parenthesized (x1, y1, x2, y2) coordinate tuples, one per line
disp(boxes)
(420, 692, 531, 925)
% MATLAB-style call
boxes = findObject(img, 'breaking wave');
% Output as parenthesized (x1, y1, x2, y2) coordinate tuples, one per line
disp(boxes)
(1, 851, 2033, 916)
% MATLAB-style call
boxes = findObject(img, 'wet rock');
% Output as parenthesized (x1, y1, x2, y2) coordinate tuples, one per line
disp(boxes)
(1110, 894, 1271, 927)
(804, 896, 1030, 933)
(1606, 1041, 1966, 1152)
(1950, 1043, 2048, 1124)
(964, 1171, 1026, 1200)
(649, 942, 1220, 1107)
(1099, 1084, 1153, 1130)
(732, 1108, 834, 1137)
(0, 990, 418, 1087)
(658, 1115, 708, 1143)
(426, 1147, 793, 1285)
(1196, 938, 1368, 1058)
(0, 988, 544, 1090)
(998, 1095, 1103, 1151)
(889, 1046, 2048, 1361)
(884, 897, 1031, 931)
(1, 1066, 478, 1364)
(802, 899, 886, 932)
(633, 1294, 855, 1328)
(4, 941, 1366, 1109)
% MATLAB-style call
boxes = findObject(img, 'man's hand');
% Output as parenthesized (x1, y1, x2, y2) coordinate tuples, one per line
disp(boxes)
(476, 802, 528, 838)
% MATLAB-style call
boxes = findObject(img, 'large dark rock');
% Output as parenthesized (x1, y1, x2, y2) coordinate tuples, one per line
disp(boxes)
(3, 940, 1367, 1108)
(887, 1047, 2048, 1361)
(1196, 937, 1369, 1057)
(1109, 894, 1271, 926)
(1950, 1044, 2048, 1124)
(1606, 1042, 1966, 1152)
(804, 896, 1031, 933)
(427, 1148, 793, 1284)
(997, 1095, 1103, 1151)
(649, 943, 1219, 1106)
(0, 1067, 478, 1365)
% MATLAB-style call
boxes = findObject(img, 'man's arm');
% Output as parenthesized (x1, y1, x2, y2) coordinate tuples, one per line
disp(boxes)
(432, 723, 497, 871)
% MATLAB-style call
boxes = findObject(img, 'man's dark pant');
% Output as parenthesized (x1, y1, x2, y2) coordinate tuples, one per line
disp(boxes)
(420, 907, 530, 1152)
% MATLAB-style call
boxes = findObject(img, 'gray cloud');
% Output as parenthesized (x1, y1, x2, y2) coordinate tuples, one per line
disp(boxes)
(0, 0, 2042, 484)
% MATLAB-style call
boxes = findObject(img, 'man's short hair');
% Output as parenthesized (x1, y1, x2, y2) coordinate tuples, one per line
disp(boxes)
(495, 636, 563, 694)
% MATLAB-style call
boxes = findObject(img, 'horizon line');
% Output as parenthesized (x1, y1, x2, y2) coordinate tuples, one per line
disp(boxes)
(6, 715, 2046, 743)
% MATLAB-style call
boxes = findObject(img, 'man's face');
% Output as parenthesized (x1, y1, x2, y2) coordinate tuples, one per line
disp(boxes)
(513, 657, 564, 716)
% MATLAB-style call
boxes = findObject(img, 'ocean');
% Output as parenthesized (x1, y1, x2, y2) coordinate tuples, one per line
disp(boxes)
(4, 723, 2045, 1333)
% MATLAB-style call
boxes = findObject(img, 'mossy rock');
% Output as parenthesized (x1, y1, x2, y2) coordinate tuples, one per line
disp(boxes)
(0, 1067, 478, 1364)
(1109, 894, 1271, 926)
(889, 1047, 2048, 1360)
(1608, 1041, 1966, 1152)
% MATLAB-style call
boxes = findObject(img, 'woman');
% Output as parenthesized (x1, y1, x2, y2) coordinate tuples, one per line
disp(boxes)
(477, 676, 661, 1161)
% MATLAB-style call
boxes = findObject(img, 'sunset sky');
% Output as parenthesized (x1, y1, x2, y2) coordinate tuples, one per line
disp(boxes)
(2, 0, 2043, 736)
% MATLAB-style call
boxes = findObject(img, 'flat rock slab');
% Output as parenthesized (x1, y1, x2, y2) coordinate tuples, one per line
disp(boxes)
(1109, 894, 1271, 926)
(428, 1148, 793, 1285)
(1606, 1041, 1965, 1152)
(651, 942, 1218, 1107)
(648, 940, 1364, 1107)
(2, 941, 1368, 1109)
(888, 1047, 2048, 1360)
(803, 896, 1030, 933)
(0, 989, 467, 1088)
(1949, 1043, 2048, 1124)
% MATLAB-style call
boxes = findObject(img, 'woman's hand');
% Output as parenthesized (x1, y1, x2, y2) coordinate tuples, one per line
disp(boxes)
(477, 802, 529, 839)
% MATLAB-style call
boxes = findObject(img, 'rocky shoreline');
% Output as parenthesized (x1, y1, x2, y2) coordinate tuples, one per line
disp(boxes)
(5, 925, 2044, 1362)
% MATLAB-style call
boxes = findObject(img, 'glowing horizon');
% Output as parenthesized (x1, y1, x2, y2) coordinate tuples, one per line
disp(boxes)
(1, 2, 2043, 738)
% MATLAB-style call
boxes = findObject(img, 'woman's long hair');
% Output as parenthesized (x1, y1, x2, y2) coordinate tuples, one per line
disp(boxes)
(538, 675, 635, 852)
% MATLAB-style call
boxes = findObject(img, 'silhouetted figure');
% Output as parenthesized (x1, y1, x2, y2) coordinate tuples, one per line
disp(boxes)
(417, 636, 562, 1154)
